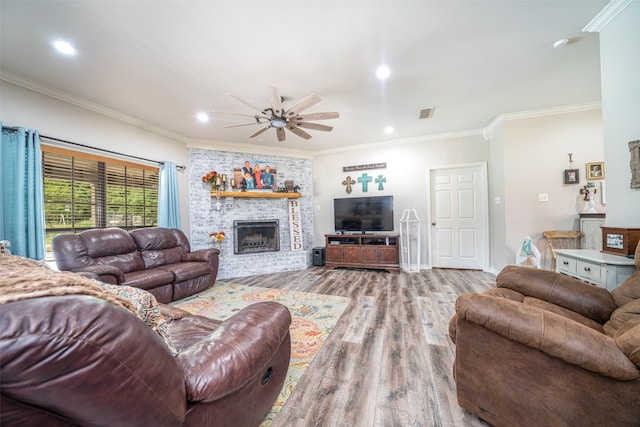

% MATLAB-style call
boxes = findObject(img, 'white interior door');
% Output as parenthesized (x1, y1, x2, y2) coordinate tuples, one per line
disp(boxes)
(429, 164, 488, 270)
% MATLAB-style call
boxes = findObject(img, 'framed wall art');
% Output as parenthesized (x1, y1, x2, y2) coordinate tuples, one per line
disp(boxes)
(630, 140, 640, 189)
(586, 162, 605, 180)
(231, 160, 277, 190)
(563, 169, 579, 184)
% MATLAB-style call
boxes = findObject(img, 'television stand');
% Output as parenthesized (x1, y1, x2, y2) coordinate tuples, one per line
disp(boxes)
(325, 234, 400, 273)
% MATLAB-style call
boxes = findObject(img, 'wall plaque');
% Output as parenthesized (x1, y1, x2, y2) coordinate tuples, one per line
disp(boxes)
(343, 162, 386, 172)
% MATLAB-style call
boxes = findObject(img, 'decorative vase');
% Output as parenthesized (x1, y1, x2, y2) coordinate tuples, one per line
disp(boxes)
(212, 240, 222, 256)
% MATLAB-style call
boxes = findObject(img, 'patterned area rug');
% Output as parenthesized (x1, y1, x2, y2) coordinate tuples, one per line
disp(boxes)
(171, 283, 351, 426)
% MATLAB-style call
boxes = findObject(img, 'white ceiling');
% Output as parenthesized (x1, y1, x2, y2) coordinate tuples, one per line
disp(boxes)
(0, 1, 607, 154)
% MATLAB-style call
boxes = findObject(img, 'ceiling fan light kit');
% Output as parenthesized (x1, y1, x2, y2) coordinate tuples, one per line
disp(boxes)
(216, 86, 339, 142)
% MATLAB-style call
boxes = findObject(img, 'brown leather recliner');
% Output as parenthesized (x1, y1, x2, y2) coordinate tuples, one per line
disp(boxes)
(449, 243, 640, 426)
(1, 296, 291, 426)
(52, 227, 219, 303)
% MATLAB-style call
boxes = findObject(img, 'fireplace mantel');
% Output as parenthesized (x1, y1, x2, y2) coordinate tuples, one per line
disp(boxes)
(210, 191, 301, 199)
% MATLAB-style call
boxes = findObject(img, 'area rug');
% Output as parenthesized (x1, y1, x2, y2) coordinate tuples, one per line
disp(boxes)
(170, 283, 351, 426)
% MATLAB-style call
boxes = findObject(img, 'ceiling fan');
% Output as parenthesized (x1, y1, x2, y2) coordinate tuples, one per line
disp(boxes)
(214, 86, 339, 142)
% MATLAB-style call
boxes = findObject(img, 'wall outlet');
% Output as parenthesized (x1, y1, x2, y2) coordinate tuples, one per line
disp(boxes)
(538, 193, 549, 202)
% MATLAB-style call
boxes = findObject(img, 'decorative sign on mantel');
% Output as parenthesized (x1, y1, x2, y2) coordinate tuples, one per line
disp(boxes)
(343, 162, 386, 172)
(288, 200, 303, 251)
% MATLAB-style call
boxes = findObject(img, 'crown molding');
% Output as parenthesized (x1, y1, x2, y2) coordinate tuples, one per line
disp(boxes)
(312, 128, 485, 156)
(1, 69, 191, 144)
(485, 101, 602, 135)
(583, 0, 634, 33)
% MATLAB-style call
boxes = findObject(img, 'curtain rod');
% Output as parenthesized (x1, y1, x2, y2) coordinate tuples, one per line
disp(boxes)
(40, 135, 186, 171)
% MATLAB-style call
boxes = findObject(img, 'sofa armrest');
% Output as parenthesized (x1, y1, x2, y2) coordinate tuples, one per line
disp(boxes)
(176, 301, 292, 402)
(69, 264, 124, 284)
(182, 248, 219, 263)
(496, 265, 617, 323)
(456, 293, 640, 380)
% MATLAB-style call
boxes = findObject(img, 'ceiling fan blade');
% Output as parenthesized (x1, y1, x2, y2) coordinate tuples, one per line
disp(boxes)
(268, 86, 283, 116)
(294, 122, 334, 132)
(213, 110, 268, 120)
(223, 122, 263, 128)
(248, 126, 271, 138)
(286, 125, 312, 140)
(294, 111, 339, 121)
(276, 128, 286, 142)
(226, 93, 267, 115)
(285, 94, 322, 117)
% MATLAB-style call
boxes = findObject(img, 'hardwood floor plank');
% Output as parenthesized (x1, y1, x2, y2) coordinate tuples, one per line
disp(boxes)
(342, 295, 375, 344)
(334, 328, 384, 427)
(375, 275, 409, 427)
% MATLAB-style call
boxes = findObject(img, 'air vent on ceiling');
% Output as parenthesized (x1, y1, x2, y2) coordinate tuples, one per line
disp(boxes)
(418, 107, 435, 119)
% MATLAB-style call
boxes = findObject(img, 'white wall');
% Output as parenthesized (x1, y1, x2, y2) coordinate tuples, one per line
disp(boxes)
(312, 134, 490, 267)
(490, 107, 604, 270)
(1, 81, 192, 233)
(599, 1, 640, 225)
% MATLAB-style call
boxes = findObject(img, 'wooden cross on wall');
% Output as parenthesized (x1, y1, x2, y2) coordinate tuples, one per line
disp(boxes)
(375, 175, 386, 191)
(358, 173, 373, 192)
(342, 176, 356, 194)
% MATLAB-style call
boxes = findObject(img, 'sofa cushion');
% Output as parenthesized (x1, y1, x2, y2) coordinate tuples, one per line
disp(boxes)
(122, 269, 175, 291)
(131, 228, 188, 269)
(483, 287, 525, 302)
(140, 247, 184, 269)
(610, 271, 640, 307)
(92, 252, 145, 274)
(496, 265, 617, 323)
(157, 262, 212, 283)
(614, 319, 640, 367)
(523, 297, 605, 332)
(604, 300, 640, 337)
(81, 228, 138, 258)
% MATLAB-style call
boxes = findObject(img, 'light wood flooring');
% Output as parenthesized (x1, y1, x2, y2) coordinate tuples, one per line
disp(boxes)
(229, 267, 496, 427)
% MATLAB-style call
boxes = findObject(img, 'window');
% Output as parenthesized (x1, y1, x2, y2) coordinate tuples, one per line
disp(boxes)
(42, 145, 158, 258)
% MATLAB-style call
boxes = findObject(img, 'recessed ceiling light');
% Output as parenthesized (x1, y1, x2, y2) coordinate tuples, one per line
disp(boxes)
(53, 40, 77, 55)
(384, 126, 394, 134)
(197, 113, 209, 122)
(553, 38, 569, 49)
(376, 65, 390, 80)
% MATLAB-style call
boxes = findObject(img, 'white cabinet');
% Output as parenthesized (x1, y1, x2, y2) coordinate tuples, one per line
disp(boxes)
(579, 213, 605, 250)
(555, 249, 635, 291)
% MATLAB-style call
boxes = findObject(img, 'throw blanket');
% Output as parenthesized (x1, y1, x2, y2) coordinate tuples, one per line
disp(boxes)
(0, 254, 136, 314)
(0, 254, 177, 355)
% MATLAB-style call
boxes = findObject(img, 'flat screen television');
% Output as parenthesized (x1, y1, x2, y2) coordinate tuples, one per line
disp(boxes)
(334, 195, 394, 233)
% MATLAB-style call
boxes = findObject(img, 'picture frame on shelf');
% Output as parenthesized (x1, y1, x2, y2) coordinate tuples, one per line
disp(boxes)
(563, 169, 579, 184)
(586, 162, 605, 180)
(232, 160, 277, 191)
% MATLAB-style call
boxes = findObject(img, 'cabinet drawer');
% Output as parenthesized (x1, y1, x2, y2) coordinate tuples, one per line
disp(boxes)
(557, 255, 576, 275)
(576, 260, 602, 284)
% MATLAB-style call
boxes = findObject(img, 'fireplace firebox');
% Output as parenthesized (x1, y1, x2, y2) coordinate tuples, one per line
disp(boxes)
(233, 220, 280, 254)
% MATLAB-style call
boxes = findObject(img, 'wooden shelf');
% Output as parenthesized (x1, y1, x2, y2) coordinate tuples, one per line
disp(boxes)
(210, 191, 301, 199)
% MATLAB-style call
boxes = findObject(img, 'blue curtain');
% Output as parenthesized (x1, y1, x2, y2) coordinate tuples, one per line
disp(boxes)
(158, 161, 181, 229)
(1, 123, 46, 259)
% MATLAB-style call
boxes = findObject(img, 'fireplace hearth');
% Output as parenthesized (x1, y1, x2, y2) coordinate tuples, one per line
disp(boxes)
(234, 220, 280, 254)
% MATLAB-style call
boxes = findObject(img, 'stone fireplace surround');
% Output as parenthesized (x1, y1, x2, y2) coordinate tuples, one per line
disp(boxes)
(188, 148, 313, 280)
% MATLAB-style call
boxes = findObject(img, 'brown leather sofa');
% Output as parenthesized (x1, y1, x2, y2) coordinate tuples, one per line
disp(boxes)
(1, 256, 292, 426)
(52, 227, 219, 303)
(449, 243, 640, 426)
